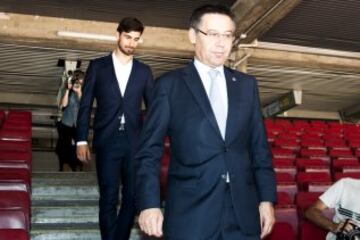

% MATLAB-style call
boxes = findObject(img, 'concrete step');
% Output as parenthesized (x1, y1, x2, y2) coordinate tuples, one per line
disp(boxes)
(32, 200, 99, 224)
(32, 172, 97, 184)
(31, 223, 146, 240)
(31, 223, 100, 240)
(30, 171, 149, 240)
(32, 185, 99, 201)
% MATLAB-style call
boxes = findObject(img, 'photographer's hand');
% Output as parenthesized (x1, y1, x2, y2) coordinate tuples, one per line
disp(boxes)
(334, 219, 358, 234)
(67, 82, 73, 90)
(73, 84, 82, 99)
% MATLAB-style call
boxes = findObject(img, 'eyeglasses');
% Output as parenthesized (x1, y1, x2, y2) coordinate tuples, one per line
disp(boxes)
(194, 28, 235, 41)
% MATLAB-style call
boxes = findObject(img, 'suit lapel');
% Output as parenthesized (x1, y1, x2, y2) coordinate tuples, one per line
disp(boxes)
(107, 54, 123, 100)
(182, 62, 223, 140)
(224, 67, 242, 144)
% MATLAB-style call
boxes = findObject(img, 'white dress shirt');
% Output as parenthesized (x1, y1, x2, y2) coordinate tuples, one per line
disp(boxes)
(112, 52, 133, 124)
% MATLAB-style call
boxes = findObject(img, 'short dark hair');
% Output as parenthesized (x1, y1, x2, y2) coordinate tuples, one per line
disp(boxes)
(189, 4, 235, 29)
(117, 17, 144, 34)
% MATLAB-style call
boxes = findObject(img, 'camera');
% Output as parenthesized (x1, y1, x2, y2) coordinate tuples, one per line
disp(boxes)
(336, 220, 360, 240)
(65, 70, 83, 89)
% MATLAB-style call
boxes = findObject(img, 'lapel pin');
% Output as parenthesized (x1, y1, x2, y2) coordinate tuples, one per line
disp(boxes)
(232, 77, 237, 82)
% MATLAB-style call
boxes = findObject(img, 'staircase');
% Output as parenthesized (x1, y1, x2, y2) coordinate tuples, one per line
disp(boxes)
(31, 172, 145, 240)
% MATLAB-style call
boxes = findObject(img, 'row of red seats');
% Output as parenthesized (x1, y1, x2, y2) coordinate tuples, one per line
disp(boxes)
(271, 137, 360, 149)
(265, 118, 360, 131)
(0, 110, 32, 240)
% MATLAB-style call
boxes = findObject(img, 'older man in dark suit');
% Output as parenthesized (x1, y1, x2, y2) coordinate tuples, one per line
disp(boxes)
(135, 5, 276, 240)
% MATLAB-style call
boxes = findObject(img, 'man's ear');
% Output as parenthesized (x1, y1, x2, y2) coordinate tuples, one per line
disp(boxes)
(116, 31, 121, 40)
(188, 28, 197, 44)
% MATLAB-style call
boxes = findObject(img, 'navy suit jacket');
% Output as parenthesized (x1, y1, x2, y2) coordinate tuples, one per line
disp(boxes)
(76, 54, 153, 151)
(135, 62, 276, 239)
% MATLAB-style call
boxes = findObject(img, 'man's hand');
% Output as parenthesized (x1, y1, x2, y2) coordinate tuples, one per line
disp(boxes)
(76, 144, 91, 163)
(259, 202, 275, 239)
(138, 208, 163, 237)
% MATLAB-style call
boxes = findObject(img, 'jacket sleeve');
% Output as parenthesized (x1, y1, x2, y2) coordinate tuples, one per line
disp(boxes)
(76, 60, 96, 142)
(249, 77, 277, 203)
(135, 77, 170, 211)
(143, 65, 154, 110)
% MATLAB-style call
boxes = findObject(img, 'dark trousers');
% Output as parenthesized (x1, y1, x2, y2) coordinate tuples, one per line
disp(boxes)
(55, 122, 82, 171)
(95, 130, 135, 240)
(218, 184, 260, 240)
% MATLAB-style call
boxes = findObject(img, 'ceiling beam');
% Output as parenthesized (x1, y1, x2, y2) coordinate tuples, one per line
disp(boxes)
(232, 0, 301, 44)
(0, 13, 193, 58)
(247, 44, 360, 73)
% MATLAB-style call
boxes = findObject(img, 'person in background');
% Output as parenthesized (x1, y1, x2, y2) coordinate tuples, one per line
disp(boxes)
(55, 69, 84, 171)
(305, 178, 360, 240)
(76, 17, 153, 240)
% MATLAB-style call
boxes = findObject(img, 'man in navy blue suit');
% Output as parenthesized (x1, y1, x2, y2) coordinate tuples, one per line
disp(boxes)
(76, 17, 153, 240)
(135, 5, 276, 240)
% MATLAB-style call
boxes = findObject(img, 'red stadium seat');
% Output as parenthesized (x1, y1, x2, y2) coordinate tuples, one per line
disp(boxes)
(326, 139, 348, 149)
(329, 149, 354, 158)
(277, 183, 298, 202)
(275, 206, 298, 236)
(275, 138, 300, 151)
(274, 119, 293, 129)
(274, 166, 297, 177)
(299, 221, 327, 240)
(0, 151, 32, 164)
(265, 222, 296, 240)
(0, 162, 30, 172)
(7, 110, 31, 121)
(300, 138, 325, 149)
(296, 192, 322, 211)
(348, 139, 360, 148)
(276, 172, 295, 183)
(310, 120, 328, 130)
(0, 209, 27, 230)
(293, 120, 310, 129)
(0, 168, 31, 186)
(334, 173, 360, 181)
(296, 172, 331, 191)
(302, 129, 324, 137)
(300, 148, 327, 158)
(273, 158, 294, 167)
(0, 129, 31, 141)
(308, 182, 333, 192)
(277, 192, 293, 206)
(0, 140, 31, 152)
(332, 159, 360, 172)
(0, 183, 29, 193)
(272, 148, 296, 159)
(296, 158, 328, 169)
(0, 191, 30, 229)
(0, 229, 29, 240)
(356, 148, 360, 157)
(266, 126, 283, 135)
(2, 121, 31, 131)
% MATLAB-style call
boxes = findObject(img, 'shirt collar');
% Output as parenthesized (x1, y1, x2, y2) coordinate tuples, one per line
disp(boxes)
(193, 58, 224, 78)
(112, 52, 133, 68)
